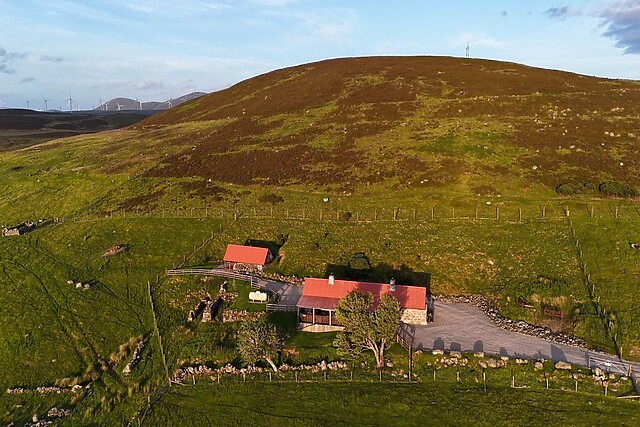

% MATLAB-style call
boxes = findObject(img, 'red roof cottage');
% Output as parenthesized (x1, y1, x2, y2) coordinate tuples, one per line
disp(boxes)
(223, 244, 274, 272)
(297, 275, 427, 332)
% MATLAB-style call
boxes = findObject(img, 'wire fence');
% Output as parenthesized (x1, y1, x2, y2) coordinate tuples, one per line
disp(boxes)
(54, 202, 640, 225)
(174, 366, 634, 397)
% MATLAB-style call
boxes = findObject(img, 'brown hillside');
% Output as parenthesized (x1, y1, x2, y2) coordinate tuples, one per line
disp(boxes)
(129, 56, 640, 192)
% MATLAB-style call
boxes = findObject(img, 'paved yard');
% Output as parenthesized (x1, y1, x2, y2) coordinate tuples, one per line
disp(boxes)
(412, 301, 639, 379)
(258, 278, 302, 308)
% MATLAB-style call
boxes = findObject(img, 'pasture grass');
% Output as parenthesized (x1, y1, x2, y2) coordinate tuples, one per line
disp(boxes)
(141, 381, 640, 427)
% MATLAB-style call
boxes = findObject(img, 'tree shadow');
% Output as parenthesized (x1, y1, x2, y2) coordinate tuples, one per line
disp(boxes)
(244, 238, 283, 258)
(551, 344, 567, 362)
(325, 258, 431, 288)
(325, 256, 433, 318)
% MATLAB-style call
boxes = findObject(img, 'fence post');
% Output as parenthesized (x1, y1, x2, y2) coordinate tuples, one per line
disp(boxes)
(432, 206, 435, 220)
(545, 372, 549, 389)
(518, 208, 522, 222)
(542, 206, 546, 219)
(615, 206, 619, 219)
(413, 208, 417, 221)
(452, 207, 455, 219)
(475, 206, 478, 220)
(496, 206, 499, 220)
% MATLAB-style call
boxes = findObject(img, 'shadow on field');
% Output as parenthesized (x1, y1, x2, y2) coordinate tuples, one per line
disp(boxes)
(324, 255, 431, 288)
(244, 236, 286, 260)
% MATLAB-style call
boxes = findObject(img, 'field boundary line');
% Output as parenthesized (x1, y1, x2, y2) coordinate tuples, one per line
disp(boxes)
(147, 280, 171, 387)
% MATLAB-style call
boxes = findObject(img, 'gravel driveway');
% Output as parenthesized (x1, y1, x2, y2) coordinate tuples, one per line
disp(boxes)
(412, 301, 639, 380)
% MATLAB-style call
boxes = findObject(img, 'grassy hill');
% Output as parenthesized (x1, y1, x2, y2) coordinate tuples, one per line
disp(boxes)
(1, 56, 640, 424)
(136, 56, 640, 193)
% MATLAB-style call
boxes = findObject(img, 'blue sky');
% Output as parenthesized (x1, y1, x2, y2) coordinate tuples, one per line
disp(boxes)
(1, 0, 639, 110)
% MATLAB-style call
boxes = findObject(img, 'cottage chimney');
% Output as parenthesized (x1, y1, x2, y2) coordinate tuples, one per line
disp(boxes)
(390, 278, 396, 292)
(328, 274, 335, 285)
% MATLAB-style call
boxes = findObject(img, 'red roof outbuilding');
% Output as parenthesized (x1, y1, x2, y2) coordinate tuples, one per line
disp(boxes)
(223, 244, 271, 266)
(298, 277, 426, 311)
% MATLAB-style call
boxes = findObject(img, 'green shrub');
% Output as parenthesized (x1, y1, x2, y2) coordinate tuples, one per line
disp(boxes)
(598, 181, 638, 198)
(555, 182, 596, 195)
(556, 181, 637, 198)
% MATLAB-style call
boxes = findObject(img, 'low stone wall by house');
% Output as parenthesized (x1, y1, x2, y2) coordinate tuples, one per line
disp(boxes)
(401, 308, 427, 325)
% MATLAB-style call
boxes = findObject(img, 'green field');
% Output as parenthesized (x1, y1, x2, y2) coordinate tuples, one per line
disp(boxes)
(142, 381, 640, 427)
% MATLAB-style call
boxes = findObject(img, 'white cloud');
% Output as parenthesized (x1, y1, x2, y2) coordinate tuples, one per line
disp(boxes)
(0, 46, 27, 75)
(135, 80, 165, 90)
(599, 0, 640, 54)
(40, 55, 65, 63)
(123, 0, 232, 16)
(544, 6, 583, 20)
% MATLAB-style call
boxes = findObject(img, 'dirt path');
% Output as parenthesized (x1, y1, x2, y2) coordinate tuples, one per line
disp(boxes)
(413, 301, 639, 380)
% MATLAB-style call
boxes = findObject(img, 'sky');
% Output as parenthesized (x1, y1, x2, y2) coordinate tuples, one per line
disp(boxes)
(1, 0, 640, 110)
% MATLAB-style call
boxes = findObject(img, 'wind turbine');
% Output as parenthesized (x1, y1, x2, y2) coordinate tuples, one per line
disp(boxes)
(26, 100, 30, 110)
(135, 97, 142, 110)
(0, 99, 4, 109)
(116, 101, 123, 111)
(68, 93, 73, 112)
(42, 96, 48, 111)
(98, 97, 104, 111)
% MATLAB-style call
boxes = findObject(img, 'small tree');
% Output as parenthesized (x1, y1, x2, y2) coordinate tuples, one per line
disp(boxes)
(333, 291, 401, 369)
(237, 319, 283, 371)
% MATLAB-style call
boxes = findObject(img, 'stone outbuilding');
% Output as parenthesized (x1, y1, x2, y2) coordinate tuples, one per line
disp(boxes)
(223, 244, 273, 272)
(2, 222, 36, 237)
(297, 275, 428, 332)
